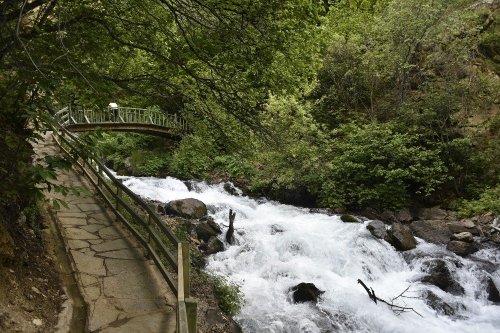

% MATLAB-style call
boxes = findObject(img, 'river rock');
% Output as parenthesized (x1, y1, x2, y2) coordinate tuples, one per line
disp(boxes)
(420, 259, 464, 295)
(409, 220, 451, 244)
(418, 206, 448, 220)
(164, 198, 207, 219)
(446, 240, 478, 256)
(388, 223, 417, 251)
(195, 222, 221, 242)
(223, 183, 240, 196)
(206, 236, 224, 255)
(486, 278, 500, 303)
(422, 290, 456, 316)
(450, 232, 474, 243)
(340, 214, 360, 223)
(290, 283, 324, 303)
(379, 211, 396, 224)
(366, 220, 387, 239)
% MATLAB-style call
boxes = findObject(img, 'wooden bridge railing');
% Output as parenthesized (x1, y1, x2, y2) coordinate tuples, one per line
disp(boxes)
(50, 121, 197, 333)
(55, 105, 189, 133)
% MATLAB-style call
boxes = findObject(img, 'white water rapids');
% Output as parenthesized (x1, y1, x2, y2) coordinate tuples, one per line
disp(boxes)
(118, 175, 500, 333)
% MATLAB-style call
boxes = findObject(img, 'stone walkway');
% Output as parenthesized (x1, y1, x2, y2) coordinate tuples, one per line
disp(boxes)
(33, 132, 176, 332)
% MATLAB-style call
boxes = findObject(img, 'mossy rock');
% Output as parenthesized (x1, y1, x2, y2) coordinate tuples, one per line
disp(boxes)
(340, 214, 360, 223)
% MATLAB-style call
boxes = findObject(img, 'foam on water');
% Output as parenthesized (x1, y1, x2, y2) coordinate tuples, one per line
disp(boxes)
(119, 175, 500, 333)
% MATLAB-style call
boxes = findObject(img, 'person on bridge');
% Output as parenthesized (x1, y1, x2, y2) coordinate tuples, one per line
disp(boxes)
(108, 102, 119, 121)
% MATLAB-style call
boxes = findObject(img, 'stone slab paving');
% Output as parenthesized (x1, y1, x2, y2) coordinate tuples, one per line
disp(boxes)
(33, 132, 176, 333)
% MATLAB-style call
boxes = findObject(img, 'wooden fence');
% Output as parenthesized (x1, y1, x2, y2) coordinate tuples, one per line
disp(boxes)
(51, 122, 197, 333)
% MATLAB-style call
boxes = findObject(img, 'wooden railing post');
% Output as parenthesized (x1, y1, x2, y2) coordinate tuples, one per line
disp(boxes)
(185, 298, 198, 333)
(116, 179, 122, 211)
(181, 242, 190, 297)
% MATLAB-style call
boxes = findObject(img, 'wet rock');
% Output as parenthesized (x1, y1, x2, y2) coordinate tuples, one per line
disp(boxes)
(340, 214, 360, 223)
(223, 183, 240, 196)
(290, 282, 324, 304)
(206, 237, 224, 255)
(422, 290, 455, 316)
(388, 223, 417, 251)
(409, 220, 451, 244)
(418, 206, 447, 220)
(195, 222, 220, 242)
(270, 224, 284, 235)
(447, 240, 478, 257)
(486, 278, 500, 303)
(420, 259, 464, 295)
(451, 232, 474, 243)
(366, 220, 387, 240)
(164, 198, 207, 219)
(207, 220, 222, 235)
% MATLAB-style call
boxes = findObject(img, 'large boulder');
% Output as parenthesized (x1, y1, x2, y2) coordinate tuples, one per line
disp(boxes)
(447, 220, 481, 236)
(486, 278, 500, 303)
(388, 223, 417, 251)
(206, 236, 224, 255)
(164, 198, 207, 219)
(422, 290, 456, 316)
(290, 283, 324, 304)
(366, 220, 387, 240)
(420, 259, 464, 295)
(195, 222, 222, 242)
(409, 220, 451, 244)
(417, 207, 448, 220)
(446, 240, 478, 257)
(395, 208, 413, 223)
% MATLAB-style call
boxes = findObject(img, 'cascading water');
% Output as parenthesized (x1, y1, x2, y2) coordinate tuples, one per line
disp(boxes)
(119, 175, 500, 333)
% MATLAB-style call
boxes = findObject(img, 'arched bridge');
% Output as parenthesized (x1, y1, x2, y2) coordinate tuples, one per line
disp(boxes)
(55, 105, 188, 138)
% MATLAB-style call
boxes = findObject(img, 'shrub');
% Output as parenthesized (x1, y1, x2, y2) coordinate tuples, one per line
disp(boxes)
(212, 275, 244, 316)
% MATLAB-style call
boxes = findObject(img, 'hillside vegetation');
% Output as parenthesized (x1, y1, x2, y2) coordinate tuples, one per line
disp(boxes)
(1, 0, 499, 231)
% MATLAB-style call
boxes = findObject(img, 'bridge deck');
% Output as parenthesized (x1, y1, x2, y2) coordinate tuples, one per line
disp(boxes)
(56, 106, 188, 138)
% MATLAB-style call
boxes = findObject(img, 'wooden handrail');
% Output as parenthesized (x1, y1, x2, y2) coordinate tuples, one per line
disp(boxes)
(50, 118, 197, 333)
(55, 105, 189, 133)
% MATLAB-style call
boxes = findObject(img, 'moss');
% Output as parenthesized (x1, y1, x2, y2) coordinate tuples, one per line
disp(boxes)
(340, 214, 360, 223)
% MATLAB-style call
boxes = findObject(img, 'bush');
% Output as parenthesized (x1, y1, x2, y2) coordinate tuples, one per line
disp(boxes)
(458, 186, 500, 216)
(318, 122, 448, 210)
(212, 275, 243, 316)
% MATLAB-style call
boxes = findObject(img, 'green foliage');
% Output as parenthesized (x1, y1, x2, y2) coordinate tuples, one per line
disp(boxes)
(458, 185, 500, 216)
(212, 275, 244, 316)
(319, 122, 448, 209)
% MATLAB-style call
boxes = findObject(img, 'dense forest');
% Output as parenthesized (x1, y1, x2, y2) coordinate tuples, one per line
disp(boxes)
(1, 0, 499, 228)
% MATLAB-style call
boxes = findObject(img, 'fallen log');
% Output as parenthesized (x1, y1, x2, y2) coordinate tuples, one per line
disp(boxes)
(357, 279, 423, 317)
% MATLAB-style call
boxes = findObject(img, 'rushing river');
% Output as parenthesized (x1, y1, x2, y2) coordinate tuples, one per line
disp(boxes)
(117, 175, 500, 333)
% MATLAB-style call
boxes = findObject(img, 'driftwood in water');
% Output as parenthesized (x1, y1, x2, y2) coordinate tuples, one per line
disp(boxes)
(357, 279, 423, 317)
(226, 209, 236, 244)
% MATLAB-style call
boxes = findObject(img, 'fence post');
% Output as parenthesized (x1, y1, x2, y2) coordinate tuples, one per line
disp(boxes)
(116, 179, 122, 211)
(181, 242, 190, 297)
(185, 298, 198, 333)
